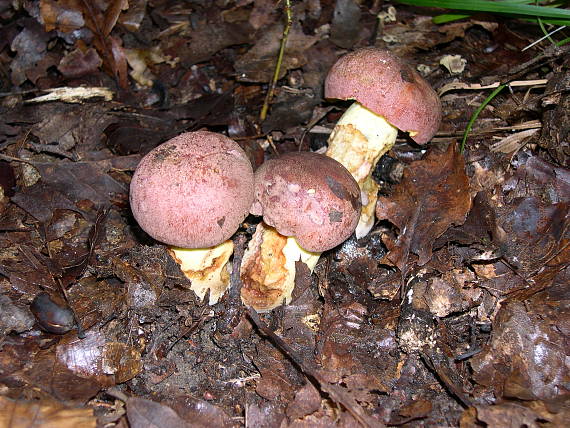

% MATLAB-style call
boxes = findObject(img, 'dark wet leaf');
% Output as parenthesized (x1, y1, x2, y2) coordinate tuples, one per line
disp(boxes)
(30, 104, 118, 157)
(330, 0, 362, 49)
(56, 330, 142, 386)
(286, 382, 321, 421)
(0, 294, 35, 335)
(9, 21, 50, 85)
(58, 48, 103, 79)
(67, 277, 125, 330)
(470, 300, 567, 400)
(497, 197, 568, 274)
(376, 143, 472, 269)
(261, 93, 320, 133)
(235, 22, 318, 83)
(11, 182, 80, 223)
(539, 74, 570, 167)
(255, 341, 300, 402)
(23, 348, 103, 403)
(29, 155, 139, 209)
(0, 160, 16, 197)
(169, 395, 235, 428)
(165, 21, 254, 68)
(126, 397, 190, 428)
(244, 401, 286, 428)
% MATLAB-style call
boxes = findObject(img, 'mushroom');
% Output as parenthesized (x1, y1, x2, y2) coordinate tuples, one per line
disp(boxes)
(241, 152, 361, 312)
(130, 131, 254, 304)
(324, 47, 442, 238)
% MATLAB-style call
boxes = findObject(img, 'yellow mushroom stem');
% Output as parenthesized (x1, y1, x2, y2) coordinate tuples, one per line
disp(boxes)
(168, 240, 234, 305)
(240, 222, 320, 312)
(326, 102, 398, 238)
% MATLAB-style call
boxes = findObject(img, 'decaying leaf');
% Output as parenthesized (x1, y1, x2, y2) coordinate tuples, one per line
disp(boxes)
(0, 397, 96, 428)
(235, 22, 318, 82)
(376, 143, 472, 269)
(126, 397, 190, 428)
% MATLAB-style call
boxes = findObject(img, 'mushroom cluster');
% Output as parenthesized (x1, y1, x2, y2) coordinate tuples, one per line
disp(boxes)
(129, 48, 441, 312)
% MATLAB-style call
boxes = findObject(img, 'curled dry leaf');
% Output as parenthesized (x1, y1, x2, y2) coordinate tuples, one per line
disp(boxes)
(56, 330, 142, 387)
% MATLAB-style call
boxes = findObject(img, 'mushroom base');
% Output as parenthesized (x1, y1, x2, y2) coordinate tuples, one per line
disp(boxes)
(326, 102, 398, 238)
(168, 240, 234, 305)
(240, 222, 320, 312)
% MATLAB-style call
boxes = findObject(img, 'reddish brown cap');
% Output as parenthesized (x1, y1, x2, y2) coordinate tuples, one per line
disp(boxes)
(251, 152, 361, 252)
(325, 47, 441, 144)
(130, 131, 254, 248)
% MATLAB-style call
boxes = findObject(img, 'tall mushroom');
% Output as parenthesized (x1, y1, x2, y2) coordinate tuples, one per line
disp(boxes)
(325, 47, 442, 238)
(241, 152, 361, 312)
(130, 131, 254, 304)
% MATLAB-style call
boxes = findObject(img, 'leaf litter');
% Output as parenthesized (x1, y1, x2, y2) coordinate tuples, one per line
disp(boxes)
(0, 1, 569, 427)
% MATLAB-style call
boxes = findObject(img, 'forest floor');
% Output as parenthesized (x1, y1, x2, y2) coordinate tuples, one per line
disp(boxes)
(0, 1, 568, 427)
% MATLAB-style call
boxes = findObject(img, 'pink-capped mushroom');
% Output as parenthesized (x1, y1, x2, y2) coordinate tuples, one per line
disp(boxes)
(324, 47, 442, 238)
(130, 131, 255, 304)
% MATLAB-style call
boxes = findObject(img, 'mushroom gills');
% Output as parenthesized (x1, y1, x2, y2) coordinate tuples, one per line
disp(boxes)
(326, 102, 398, 238)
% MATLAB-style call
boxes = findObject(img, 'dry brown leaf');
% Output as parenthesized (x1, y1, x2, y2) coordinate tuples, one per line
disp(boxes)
(235, 22, 318, 82)
(126, 397, 190, 428)
(376, 143, 472, 269)
(56, 330, 142, 387)
(0, 397, 96, 428)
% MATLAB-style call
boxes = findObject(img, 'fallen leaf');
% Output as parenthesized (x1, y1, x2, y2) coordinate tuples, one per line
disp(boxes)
(235, 22, 318, 83)
(376, 143, 472, 269)
(126, 397, 190, 428)
(330, 0, 362, 49)
(470, 300, 568, 400)
(0, 396, 96, 428)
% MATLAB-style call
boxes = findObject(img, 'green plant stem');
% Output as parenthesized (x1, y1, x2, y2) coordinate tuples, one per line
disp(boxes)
(460, 84, 507, 153)
(260, 0, 292, 121)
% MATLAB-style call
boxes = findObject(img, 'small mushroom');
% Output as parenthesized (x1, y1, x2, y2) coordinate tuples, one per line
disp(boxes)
(241, 152, 361, 312)
(325, 47, 442, 237)
(130, 131, 254, 304)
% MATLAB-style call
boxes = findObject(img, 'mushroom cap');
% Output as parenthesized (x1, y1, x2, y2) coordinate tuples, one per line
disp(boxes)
(130, 131, 254, 248)
(251, 152, 361, 252)
(325, 47, 442, 144)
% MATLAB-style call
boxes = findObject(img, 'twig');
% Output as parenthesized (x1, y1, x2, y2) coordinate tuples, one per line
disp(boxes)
(259, 0, 292, 121)
(522, 25, 566, 52)
(438, 79, 548, 96)
(247, 308, 383, 428)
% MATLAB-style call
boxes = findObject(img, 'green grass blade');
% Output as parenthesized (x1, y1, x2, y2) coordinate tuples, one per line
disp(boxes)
(460, 84, 507, 153)
(433, 13, 473, 23)
(395, 0, 570, 20)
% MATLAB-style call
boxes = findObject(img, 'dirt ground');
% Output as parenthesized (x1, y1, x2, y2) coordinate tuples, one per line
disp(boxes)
(0, 1, 568, 427)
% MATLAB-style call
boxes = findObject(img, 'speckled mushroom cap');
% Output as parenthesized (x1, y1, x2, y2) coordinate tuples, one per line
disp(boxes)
(325, 47, 442, 144)
(251, 152, 361, 252)
(130, 131, 254, 248)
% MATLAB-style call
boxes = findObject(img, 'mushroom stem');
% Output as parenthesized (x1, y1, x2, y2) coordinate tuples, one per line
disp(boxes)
(240, 222, 320, 312)
(168, 240, 234, 305)
(326, 102, 398, 238)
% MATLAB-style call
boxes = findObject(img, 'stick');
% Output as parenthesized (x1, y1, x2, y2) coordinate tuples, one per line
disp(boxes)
(260, 0, 292, 121)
